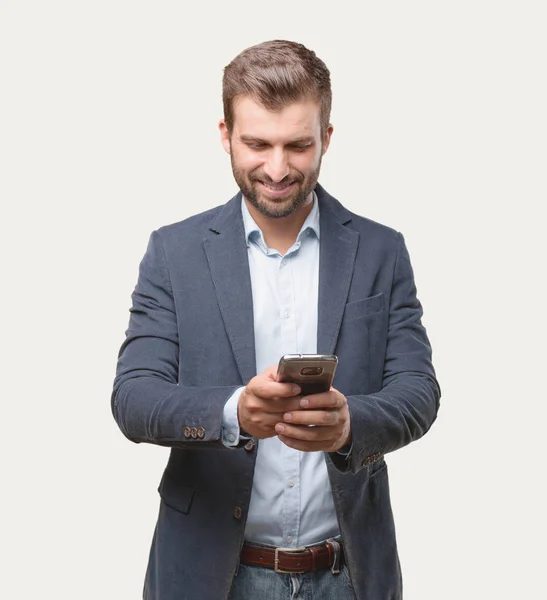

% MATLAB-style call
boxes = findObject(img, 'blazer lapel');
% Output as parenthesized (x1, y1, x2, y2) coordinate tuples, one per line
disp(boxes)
(201, 185, 357, 380)
(316, 185, 359, 354)
(203, 193, 257, 385)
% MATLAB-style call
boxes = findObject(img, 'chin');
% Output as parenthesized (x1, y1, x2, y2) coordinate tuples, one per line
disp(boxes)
(260, 193, 295, 207)
(259, 199, 305, 219)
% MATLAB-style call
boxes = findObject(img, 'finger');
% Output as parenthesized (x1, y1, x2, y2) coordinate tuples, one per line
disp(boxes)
(299, 390, 344, 409)
(272, 396, 306, 411)
(243, 412, 288, 428)
(277, 435, 337, 453)
(282, 409, 339, 427)
(262, 398, 306, 414)
(246, 395, 303, 414)
(252, 379, 301, 399)
(274, 422, 336, 442)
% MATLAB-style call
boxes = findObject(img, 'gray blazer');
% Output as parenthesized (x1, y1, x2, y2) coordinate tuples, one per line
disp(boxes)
(112, 184, 440, 600)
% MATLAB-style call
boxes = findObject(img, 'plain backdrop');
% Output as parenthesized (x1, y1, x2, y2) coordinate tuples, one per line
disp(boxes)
(1, 1, 545, 598)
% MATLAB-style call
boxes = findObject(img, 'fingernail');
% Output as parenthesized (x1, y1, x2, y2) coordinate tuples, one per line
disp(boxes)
(275, 423, 285, 433)
(300, 398, 309, 408)
(292, 386, 301, 394)
(284, 413, 292, 422)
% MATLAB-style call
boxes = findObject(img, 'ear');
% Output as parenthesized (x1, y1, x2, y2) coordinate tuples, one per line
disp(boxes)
(219, 119, 231, 155)
(321, 124, 334, 155)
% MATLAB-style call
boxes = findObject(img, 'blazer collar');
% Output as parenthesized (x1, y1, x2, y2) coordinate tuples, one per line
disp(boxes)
(206, 183, 353, 234)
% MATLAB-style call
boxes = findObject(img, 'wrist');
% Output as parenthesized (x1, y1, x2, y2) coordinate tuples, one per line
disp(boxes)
(339, 428, 352, 450)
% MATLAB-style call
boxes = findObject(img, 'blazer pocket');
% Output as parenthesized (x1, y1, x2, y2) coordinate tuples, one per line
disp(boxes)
(158, 470, 195, 514)
(343, 293, 385, 321)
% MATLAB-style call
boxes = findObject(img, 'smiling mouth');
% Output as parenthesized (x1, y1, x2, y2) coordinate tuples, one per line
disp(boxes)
(258, 181, 296, 195)
(260, 180, 294, 189)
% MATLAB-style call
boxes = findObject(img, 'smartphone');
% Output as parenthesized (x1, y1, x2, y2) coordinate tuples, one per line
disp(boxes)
(277, 354, 338, 395)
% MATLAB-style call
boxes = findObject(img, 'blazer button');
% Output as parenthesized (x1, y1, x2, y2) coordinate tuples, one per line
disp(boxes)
(190, 427, 198, 439)
(244, 439, 256, 452)
(233, 506, 243, 520)
(197, 427, 205, 439)
(183, 427, 191, 438)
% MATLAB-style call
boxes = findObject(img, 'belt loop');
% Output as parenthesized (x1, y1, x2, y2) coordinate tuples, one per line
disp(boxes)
(327, 538, 341, 575)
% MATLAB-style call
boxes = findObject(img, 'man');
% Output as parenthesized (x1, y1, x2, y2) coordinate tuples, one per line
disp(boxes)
(112, 40, 440, 600)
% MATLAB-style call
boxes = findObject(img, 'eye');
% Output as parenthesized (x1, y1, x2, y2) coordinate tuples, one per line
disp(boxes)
(290, 144, 311, 152)
(247, 142, 267, 150)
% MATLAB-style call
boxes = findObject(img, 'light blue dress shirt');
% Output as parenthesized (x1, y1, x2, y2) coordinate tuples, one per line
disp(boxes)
(222, 193, 341, 547)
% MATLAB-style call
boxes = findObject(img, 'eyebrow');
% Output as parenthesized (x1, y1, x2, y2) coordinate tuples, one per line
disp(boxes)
(239, 135, 315, 145)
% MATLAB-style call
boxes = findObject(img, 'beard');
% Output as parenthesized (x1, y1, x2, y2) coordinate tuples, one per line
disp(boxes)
(231, 154, 322, 219)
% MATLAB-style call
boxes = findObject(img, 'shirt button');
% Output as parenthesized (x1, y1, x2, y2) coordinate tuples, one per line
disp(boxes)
(288, 479, 295, 487)
(197, 427, 205, 439)
(244, 439, 256, 452)
(283, 310, 290, 319)
(228, 434, 236, 443)
(183, 427, 191, 438)
(233, 506, 243, 520)
(286, 535, 293, 544)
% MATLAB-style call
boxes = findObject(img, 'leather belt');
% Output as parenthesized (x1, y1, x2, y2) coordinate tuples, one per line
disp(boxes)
(240, 539, 344, 574)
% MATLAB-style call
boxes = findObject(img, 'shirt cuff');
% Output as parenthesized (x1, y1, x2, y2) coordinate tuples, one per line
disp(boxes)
(222, 386, 245, 447)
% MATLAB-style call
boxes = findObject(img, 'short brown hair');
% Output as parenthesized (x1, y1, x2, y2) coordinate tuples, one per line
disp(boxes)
(222, 40, 332, 136)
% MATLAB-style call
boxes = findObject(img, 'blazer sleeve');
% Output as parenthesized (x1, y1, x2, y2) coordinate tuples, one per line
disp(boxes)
(111, 231, 242, 449)
(329, 233, 441, 474)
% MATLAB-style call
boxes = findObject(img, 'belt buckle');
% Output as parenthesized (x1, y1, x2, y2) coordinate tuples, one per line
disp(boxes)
(274, 546, 308, 574)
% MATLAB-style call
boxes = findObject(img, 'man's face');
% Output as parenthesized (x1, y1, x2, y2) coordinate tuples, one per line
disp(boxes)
(220, 96, 332, 219)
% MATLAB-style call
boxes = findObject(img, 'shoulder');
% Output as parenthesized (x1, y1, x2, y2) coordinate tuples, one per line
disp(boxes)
(318, 185, 401, 248)
(344, 209, 405, 267)
(155, 205, 224, 242)
(150, 192, 241, 248)
(346, 208, 400, 242)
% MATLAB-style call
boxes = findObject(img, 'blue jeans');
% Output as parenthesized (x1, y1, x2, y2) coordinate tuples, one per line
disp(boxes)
(228, 563, 356, 600)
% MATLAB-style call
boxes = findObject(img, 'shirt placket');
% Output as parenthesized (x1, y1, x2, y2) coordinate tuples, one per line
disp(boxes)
(278, 250, 301, 547)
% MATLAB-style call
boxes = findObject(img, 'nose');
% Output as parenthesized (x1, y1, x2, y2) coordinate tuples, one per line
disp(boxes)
(263, 149, 290, 183)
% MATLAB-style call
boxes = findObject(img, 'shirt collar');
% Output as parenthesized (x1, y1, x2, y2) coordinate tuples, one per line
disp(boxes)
(241, 191, 321, 249)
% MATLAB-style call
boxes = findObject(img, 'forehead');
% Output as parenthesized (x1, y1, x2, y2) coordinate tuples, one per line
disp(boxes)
(232, 95, 321, 141)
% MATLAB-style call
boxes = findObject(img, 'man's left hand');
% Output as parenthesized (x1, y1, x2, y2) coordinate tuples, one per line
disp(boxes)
(274, 388, 351, 452)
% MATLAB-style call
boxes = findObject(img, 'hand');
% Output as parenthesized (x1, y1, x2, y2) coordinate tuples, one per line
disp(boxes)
(274, 388, 351, 452)
(238, 366, 303, 439)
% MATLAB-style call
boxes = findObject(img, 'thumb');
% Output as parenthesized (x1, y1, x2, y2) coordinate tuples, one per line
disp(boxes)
(264, 365, 279, 381)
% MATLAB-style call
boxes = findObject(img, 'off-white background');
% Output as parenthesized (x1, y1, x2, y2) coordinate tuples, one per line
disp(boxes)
(1, 1, 545, 598)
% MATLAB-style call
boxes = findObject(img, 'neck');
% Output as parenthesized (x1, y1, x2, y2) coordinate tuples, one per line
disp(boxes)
(244, 194, 314, 255)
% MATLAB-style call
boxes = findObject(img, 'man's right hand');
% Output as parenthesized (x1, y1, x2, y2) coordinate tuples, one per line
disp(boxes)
(238, 366, 302, 439)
